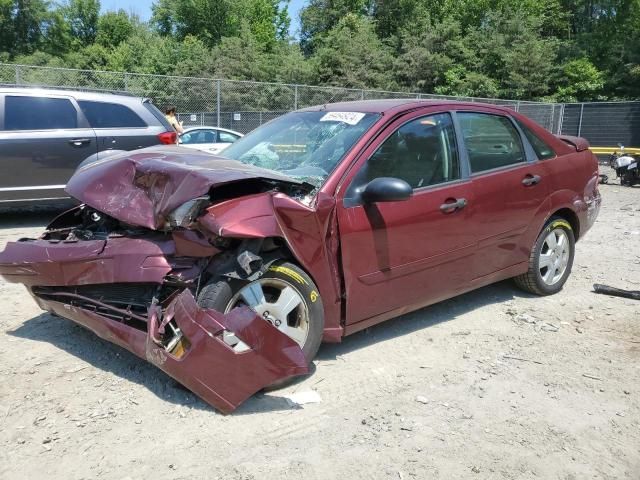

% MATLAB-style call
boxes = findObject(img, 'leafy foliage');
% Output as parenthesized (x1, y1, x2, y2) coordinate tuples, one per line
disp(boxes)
(0, 0, 639, 100)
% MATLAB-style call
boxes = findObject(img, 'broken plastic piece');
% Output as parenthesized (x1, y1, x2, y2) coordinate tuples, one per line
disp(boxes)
(31, 289, 308, 414)
(283, 390, 322, 406)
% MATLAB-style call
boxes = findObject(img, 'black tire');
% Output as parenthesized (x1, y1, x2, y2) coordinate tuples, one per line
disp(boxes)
(514, 216, 576, 296)
(197, 260, 324, 364)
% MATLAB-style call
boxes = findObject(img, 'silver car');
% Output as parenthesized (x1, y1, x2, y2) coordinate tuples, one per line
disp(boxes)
(0, 87, 175, 207)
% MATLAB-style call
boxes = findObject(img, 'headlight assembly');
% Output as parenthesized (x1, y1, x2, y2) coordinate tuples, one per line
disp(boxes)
(166, 196, 210, 229)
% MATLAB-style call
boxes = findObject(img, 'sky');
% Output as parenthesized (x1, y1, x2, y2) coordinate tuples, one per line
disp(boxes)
(100, 0, 306, 36)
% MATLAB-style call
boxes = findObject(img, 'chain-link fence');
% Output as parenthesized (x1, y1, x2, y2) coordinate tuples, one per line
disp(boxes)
(559, 102, 640, 147)
(0, 63, 565, 134)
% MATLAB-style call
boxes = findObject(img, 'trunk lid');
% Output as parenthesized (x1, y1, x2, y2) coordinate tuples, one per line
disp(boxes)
(556, 135, 590, 152)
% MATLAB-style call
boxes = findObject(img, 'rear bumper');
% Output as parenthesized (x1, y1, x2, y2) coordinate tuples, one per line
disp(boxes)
(581, 190, 602, 238)
(0, 237, 308, 414)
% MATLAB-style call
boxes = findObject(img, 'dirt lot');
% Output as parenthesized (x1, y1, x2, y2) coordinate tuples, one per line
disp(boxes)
(0, 170, 638, 480)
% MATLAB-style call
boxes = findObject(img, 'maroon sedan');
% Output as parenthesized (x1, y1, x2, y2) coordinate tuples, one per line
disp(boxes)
(0, 100, 601, 413)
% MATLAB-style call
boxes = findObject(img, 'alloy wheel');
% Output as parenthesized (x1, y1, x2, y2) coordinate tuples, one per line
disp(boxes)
(539, 228, 571, 286)
(223, 278, 310, 352)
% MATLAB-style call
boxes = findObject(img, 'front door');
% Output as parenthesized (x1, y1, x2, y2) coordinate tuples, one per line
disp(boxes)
(0, 94, 97, 202)
(337, 111, 476, 330)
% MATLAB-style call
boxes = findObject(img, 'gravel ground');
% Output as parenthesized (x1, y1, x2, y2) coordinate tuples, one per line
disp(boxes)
(0, 170, 638, 480)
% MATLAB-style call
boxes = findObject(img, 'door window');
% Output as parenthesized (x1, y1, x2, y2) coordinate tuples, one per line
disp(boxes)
(78, 101, 146, 128)
(181, 130, 216, 144)
(347, 112, 460, 198)
(458, 113, 525, 173)
(4, 96, 78, 130)
(219, 131, 240, 143)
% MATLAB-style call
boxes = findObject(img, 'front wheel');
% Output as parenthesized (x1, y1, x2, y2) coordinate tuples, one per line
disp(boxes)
(197, 261, 324, 363)
(514, 217, 575, 296)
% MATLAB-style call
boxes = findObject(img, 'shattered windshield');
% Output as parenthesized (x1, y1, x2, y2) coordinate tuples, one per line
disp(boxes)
(221, 111, 380, 187)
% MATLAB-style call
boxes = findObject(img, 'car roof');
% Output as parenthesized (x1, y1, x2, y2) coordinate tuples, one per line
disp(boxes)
(182, 126, 243, 136)
(298, 99, 514, 115)
(0, 85, 142, 102)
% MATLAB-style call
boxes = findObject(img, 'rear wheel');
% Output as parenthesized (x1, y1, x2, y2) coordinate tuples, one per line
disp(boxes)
(197, 261, 324, 364)
(514, 216, 575, 296)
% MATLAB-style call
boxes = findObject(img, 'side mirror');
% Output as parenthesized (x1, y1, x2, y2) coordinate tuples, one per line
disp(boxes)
(361, 177, 413, 204)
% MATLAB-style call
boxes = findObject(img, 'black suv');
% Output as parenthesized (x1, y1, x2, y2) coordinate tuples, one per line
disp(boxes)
(0, 87, 176, 206)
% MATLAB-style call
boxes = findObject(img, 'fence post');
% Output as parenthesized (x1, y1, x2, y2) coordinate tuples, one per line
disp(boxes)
(294, 85, 298, 110)
(216, 80, 221, 128)
(577, 103, 584, 137)
(124, 73, 129, 92)
(361, 90, 365, 100)
(515, 101, 521, 112)
(15, 65, 20, 85)
(557, 104, 565, 135)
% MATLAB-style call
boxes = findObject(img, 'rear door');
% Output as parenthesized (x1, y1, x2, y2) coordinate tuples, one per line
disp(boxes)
(215, 130, 242, 153)
(0, 93, 97, 203)
(337, 110, 476, 331)
(179, 128, 217, 152)
(457, 110, 550, 278)
(77, 99, 159, 153)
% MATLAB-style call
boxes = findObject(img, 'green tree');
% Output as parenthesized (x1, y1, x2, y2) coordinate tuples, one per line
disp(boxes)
(241, 0, 289, 51)
(435, 67, 500, 98)
(152, 0, 289, 51)
(66, 42, 110, 69)
(311, 14, 396, 89)
(464, 9, 559, 99)
(209, 23, 271, 81)
(63, 0, 100, 46)
(394, 15, 472, 93)
(554, 58, 604, 101)
(299, 0, 372, 53)
(2, 0, 51, 56)
(152, 0, 236, 46)
(41, 8, 73, 55)
(96, 9, 134, 48)
(373, 0, 442, 39)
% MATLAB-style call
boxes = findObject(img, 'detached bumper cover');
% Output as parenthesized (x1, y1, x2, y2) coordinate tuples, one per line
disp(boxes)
(0, 237, 175, 287)
(42, 290, 307, 413)
(0, 239, 308, 414)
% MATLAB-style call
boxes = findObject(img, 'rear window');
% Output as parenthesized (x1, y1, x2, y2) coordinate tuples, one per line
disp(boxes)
(78, 101, 146, 128)
(143, 100, 172, 128)
(4, 96, 78, 130)
(515, 119, 556, 159)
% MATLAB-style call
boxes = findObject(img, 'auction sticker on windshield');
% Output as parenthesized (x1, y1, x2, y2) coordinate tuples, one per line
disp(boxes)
(320, 112, 366, 125)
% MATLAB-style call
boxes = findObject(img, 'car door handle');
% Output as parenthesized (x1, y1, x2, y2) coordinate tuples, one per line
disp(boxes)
(69, 138, 91, 147)
(522, 174, 541, 186)
(440, 198, 467, 213)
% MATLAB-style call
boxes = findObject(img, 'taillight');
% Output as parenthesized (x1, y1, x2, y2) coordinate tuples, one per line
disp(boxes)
(158, 131, 177, 145)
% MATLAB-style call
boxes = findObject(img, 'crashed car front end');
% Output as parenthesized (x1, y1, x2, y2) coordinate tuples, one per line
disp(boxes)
(0, 147, 342, 413)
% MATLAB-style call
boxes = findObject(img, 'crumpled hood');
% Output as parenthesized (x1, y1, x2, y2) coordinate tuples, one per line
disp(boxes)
(66, 146, 304, 230)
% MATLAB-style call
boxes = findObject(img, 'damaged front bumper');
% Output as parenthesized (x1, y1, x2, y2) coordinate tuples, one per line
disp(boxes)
(0, 237, 308, 414)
